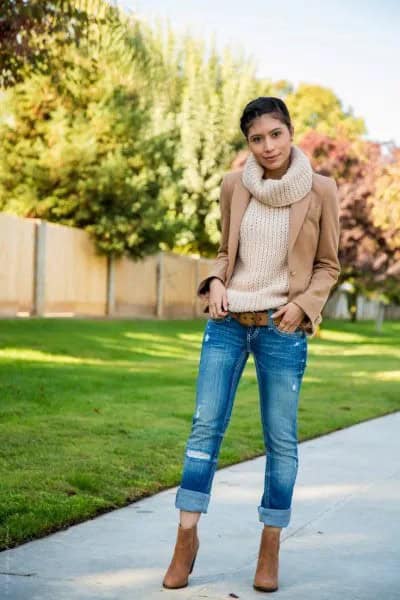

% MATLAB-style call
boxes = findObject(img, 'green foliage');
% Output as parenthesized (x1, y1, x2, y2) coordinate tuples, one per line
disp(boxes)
(0, 7, 181, 259)
(167, 33, 262, 255)
(287, 83, 366, 141)
(0, 0, 90, 88)
(0, 1, 375, 261)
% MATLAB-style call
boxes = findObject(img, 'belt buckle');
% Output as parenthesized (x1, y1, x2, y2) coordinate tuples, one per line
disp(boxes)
(249, 311, 257, 326)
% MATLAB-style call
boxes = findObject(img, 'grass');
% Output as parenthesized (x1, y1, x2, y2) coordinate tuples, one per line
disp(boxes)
(0, 316, 399, 550)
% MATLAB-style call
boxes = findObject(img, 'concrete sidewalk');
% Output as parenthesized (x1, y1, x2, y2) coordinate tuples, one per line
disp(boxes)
(1, 412, 399, 600)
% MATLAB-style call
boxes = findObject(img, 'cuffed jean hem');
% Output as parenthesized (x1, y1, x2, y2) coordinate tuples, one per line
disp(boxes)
(175, 487, 210, 513)
(258, 505, 291, 528)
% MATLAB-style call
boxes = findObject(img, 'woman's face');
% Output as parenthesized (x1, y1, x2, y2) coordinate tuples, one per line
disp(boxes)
(246, 113, 293, 176)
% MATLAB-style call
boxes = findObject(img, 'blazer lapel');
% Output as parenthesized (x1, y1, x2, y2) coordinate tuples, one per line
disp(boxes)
(227, 180, 251, 260)
(288, 188, 314, 253)
(228, 178, 314, 263)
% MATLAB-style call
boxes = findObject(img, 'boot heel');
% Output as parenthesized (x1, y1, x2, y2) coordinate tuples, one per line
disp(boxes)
(189, 549, 198, 574)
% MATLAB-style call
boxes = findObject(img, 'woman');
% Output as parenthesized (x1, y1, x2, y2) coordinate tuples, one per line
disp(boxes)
(163, 97, 341, 592)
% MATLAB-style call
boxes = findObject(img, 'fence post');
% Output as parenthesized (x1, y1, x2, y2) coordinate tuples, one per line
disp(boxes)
(156, 251, 164, 318)
(33, 220, 46, 316)
(106, 254, 115, 316)
(194, 258, 200, 316)
(375, 301, 384, 333)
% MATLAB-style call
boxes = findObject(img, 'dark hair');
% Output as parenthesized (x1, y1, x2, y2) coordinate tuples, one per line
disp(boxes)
(240, 96, 293, 139)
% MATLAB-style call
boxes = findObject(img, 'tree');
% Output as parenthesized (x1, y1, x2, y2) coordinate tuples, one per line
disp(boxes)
(286, 83, 366, 141)
(0, 0, 104, 88)
(300, 132, 400, 316)
(0, 3, 181, 259)
(0, 4, 267, 259)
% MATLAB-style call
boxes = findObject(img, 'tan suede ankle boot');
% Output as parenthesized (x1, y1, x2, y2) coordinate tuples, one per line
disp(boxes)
(253, 525, 281, 592)
(162, 523, 200, 589)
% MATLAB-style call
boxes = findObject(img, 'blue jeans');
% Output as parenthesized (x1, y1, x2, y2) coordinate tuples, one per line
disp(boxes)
(175, 308, 308, 528)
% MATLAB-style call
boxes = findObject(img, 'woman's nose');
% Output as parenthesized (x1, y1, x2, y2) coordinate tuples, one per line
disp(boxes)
(264, 139, 275, 152)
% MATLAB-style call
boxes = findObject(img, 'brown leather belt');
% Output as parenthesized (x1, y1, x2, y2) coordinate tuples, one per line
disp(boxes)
(229, 310, 270, 327)
(229, 310, 308, 331)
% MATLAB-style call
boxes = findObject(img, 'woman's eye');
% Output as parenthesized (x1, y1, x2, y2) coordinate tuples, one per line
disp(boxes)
(272, 131, 281, 137)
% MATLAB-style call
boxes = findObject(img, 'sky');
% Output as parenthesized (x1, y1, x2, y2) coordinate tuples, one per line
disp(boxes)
(117, 0, 400, 147)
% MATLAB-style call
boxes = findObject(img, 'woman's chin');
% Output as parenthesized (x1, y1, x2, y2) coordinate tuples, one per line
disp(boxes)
(260, 159, 283, 171)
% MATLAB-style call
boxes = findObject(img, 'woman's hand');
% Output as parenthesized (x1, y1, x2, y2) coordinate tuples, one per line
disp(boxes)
(208, 278, 229, 318)
(270, 302, 306, 332)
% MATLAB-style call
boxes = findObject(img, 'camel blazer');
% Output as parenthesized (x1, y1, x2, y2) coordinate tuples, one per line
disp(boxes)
(197, 168, 341, 337)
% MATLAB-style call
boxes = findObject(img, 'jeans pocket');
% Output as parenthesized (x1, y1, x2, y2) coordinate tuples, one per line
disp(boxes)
(209, 314, 232, 324)
(271, 318, 304, 338)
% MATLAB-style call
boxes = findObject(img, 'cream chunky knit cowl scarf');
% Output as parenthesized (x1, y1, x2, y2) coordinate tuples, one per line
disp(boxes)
(241, 144, 313, 207)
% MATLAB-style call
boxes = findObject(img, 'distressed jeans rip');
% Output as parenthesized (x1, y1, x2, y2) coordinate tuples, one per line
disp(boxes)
(186, 449, 211, 460)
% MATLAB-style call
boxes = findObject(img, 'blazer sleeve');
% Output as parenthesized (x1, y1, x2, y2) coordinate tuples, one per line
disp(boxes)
(196, 174, 232, 299)
(292, 178, 341, 325)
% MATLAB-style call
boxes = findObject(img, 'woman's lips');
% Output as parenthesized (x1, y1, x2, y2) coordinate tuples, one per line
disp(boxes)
(264, 154, 279, 161)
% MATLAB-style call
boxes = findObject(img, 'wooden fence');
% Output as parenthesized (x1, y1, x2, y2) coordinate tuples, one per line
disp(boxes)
(0, 213, 212, 318)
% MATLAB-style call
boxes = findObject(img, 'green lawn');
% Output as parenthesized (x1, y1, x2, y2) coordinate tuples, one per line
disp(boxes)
(0, 317, 399, 550)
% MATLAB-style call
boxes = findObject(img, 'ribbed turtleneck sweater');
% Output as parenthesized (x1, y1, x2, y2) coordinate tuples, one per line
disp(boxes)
(226, 199, 290, 311)
(226, 144, 313, 312)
